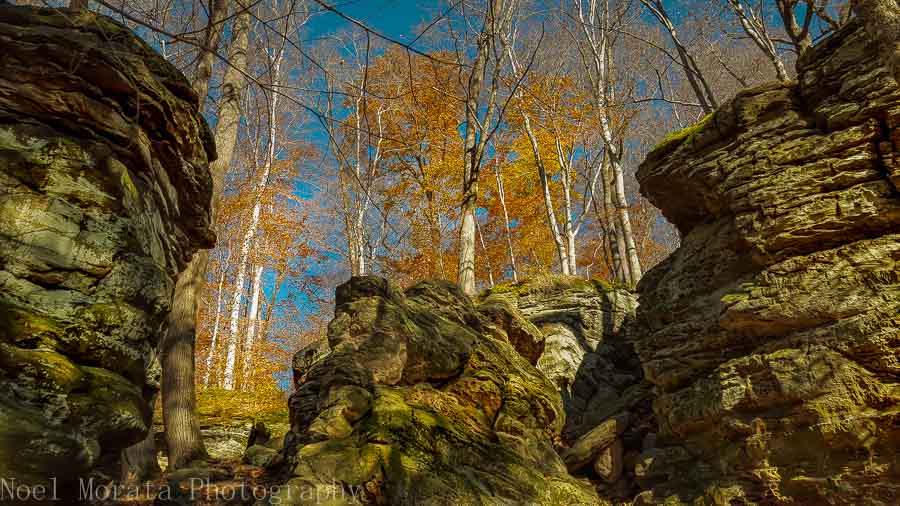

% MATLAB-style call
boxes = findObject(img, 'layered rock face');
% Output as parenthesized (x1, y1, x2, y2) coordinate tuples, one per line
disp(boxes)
(498, 279, 644, 440)
(276, 277, 599, 505)
(0, 5, 214, 492)
(635, 20, 900, 504)
(491, 279, 653, 500)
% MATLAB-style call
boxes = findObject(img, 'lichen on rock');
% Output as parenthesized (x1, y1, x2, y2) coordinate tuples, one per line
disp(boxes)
(0, 4, 214, 495)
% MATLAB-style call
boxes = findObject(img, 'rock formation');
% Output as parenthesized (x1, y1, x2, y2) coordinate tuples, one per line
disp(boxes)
(0, 4, 214, 495)
(275, 277, 600, 505)
(489, 278, 653, 501)
(634, 19, 900, 504)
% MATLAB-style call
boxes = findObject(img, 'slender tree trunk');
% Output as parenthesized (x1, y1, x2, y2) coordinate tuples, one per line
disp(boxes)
(493, 165, 518, 282)
(69, 0, 89, 9)
(224, 46, 283, 389)
(202, 262, 228, 387)
(475, 217, 495, 287)
(523, 115, 569, 275)
(854, 0, 900, 85)
(610, 155, 642, 284)
(599, 157, 628, 283)
(726, 0, 789, 82)
(241, 264, 264, 390)
(424, 190, 446, 278)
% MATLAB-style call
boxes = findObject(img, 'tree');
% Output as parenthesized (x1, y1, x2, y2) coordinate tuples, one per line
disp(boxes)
(455, 0, 519, 295)
(569, 0, 644, 285)
(158, 0, 233, 471)
(725, 0, 790, 81)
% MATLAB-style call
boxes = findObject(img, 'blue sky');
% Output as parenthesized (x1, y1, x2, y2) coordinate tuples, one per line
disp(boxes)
(307, 0, 439, 42)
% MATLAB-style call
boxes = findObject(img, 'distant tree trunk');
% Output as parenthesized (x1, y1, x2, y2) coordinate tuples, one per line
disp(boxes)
(69, 0, 89, 9)
(241, 264, 264, 390)
(854, 0, 900, 85)
(161, 0, 248, 470)
(639, 0, 718, 113)
(493, 164, 518, 282)
(611, 155, 642, 284)
(202, 260, 228, 387)
(224, 45, 283, 389)
(475, 217, 495, 287)
(524, 115, 570, 275)
(726, 0, 790, 82)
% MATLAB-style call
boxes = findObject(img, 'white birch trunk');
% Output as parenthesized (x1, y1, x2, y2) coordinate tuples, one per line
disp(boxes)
(241, 264, 264, 390)
(223, 48, 284, 390)
(202, 265, 227, 387)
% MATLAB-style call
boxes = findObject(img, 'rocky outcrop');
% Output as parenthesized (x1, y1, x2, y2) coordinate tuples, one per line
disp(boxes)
(0, 4, 214, 494)
(274, 277, 599, 505)
(634, 19, 900, 504)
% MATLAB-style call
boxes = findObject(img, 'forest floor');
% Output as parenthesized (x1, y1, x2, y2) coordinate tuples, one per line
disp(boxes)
(89, 389, 290, 505)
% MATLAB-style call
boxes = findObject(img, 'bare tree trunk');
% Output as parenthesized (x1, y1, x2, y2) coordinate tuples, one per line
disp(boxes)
(224, 46, 283, 389)
(523, 116, 570, 275)
(600, 158, 629, 283)
(159, 0, 240, 470)
(854, 0, 900, 85)
(493, 164, 518, 282)
(639, 0, 718, 113)
(202, 261, 228, 387)
(69, 0, 89, 9)
(726, 0, 790, 81)
(475, 217, 495, 287)
(611, 157, 642, 284)
(241, 264, 263, 390)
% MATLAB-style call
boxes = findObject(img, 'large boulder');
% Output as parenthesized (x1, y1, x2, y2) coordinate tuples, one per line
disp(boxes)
(272, 276, 599, 505)
(634, 20, 900, 504)
(0, 5, 214, 496)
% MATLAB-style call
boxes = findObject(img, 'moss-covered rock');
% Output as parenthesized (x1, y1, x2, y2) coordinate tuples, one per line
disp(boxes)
(0, 4, 214, 496)
(274, 276, 600, 505)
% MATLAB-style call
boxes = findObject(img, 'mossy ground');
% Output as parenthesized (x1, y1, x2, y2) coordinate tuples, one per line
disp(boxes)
(484, 273, 625, 298)
(651, 112, 715, 155)
(153, 387, 289, 428)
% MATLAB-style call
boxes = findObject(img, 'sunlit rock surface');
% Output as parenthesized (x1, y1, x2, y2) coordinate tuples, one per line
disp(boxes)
(275, 277, 600, 505)
(0, 5, 214, 495)
(634, 19, 900, 505)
